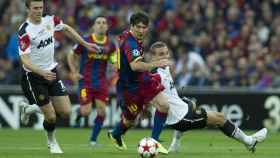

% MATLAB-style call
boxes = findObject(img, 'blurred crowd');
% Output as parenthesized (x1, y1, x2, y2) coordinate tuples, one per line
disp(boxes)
(1, 0, 280, 90)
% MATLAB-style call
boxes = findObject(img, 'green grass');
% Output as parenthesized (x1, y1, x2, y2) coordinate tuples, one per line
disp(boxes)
(0, 128, 278, 158)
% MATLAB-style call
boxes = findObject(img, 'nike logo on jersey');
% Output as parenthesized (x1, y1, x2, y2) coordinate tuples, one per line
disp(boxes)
(37, 37, 53, 49)
(32, 36, 40, 41)
(38, 29, 45, 35)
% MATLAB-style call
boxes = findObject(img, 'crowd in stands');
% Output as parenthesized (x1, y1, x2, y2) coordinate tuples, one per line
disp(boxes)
(1, 0, 280, 90)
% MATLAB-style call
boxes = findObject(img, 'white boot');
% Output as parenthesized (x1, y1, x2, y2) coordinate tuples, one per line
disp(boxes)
(19, 101, 31, 125)
(19, 101, 41, 125)
(46, 132, 63, 154)
(168, 130, 183, 152)
(245, 128, 267, 153)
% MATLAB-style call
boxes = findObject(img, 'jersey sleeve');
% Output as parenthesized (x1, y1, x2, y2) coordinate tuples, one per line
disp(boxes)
(109, 49, 118, 64)
(72, 44, 84, 55)
(108, 41, 119, 64)
(53, 15, 64, 31)
(123, 40, 142, 63)
(18, 23, 31, 55)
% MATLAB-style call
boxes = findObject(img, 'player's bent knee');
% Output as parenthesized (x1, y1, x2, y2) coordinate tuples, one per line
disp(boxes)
(96, 110, 106, 117)
(59, 109, 70, 118)
(96, 105, 106, 115)
(123, 118, 135, 127)
(45, 115, 56, 123)
(80, 109, 91, 117)
(157, 100, 169, 113)
(207, 112, 225, 126)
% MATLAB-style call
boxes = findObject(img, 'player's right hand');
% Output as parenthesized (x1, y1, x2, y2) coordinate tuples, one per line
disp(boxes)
(41, 70, 56, 81)
(84, 42, 102, 53)
(155, 59, 172, 68)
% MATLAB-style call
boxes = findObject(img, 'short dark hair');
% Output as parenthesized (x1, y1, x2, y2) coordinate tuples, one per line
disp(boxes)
(150, 41, 168, 55)
(93, 16, 107, 24)
(129, 11, 149, 26)
(25, 0, 43, 9)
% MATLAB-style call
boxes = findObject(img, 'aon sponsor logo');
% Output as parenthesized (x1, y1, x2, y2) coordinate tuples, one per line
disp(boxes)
(37, 37, 53, 49)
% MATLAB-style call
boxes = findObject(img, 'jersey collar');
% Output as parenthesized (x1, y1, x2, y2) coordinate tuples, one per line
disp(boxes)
(128, 31, 143, 45)
(91, 34, 107, 44)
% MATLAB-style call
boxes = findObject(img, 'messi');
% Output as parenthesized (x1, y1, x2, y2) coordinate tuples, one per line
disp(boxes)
(37, 37, 53, 49)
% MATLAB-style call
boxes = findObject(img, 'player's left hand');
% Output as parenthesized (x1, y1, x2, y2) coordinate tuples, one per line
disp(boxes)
(84, 42, 102, 53)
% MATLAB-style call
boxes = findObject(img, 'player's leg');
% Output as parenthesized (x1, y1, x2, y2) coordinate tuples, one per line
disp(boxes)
(207, 111, 267, 152)
(141, 75, 168, 154)
(47, 96, 71, 154)
(20, 72, 42, 125)
(150, 92, 169, 141)
(168, 97, 195, 152)
(40, 103, 57, 144)
(51, 96, 71, 118)
(79, 102, 92, 116)
(207, 112, 253, 145)
(74, 88, 94, 127)
(39, 103, 62, 154)
(149, 93, 169, 154)
(49, 77, 71, 119)
(168, 130, 183, 152)
(90, 99, 106, 145)
(109, 106, 137, 150)
(108, 95, 140, 150)
(108, 115, 134, 150)
(46, 78, 71, 154)
(19, 101, 42, 125)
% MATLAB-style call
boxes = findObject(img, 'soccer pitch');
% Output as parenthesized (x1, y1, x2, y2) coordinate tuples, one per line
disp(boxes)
(0, 128, 278, 158)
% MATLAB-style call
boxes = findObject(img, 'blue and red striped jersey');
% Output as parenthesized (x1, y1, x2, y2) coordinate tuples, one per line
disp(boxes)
(117, 30, 152, 92)
(73, 34, 117, 89)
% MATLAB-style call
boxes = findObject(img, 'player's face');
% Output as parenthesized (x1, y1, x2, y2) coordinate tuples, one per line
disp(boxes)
(152, 46, 170, 61)
(28, 1, 44, 23)
(131, 22, 148, 40)
(93, 17, 108, 35)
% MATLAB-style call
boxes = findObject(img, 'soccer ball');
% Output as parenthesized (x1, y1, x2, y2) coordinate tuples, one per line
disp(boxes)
(137, 137, 159, 158)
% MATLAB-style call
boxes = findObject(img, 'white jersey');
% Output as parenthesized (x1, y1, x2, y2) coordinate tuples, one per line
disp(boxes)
(18, 15, 64, 72)
(156, 66, 189, 125)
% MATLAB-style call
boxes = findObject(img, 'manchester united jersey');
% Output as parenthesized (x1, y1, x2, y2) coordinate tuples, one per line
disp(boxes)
(18, 15, 64, 71)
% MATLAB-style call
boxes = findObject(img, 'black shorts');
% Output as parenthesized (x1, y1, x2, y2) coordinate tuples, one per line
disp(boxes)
(21, 68, 68, 107)
(169, 101, 208, 132)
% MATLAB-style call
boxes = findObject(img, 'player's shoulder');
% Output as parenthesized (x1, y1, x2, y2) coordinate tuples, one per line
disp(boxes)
(118, 30, 137, 46)
(123, 36, 138, 50)
(18, 22, 29, 37)
(41, 14, 53, 21)
(157, 66, 171, 76)
(42, 14, 62, 23)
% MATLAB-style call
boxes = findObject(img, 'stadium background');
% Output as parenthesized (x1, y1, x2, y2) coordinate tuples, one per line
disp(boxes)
(1, 0, 280, 130)
(0, 0, 280, 158)
(0, 0, 279, 129)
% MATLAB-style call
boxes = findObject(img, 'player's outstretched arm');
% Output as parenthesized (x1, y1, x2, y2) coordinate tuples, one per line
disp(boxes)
(67, 50, 82, 82)
(62, 24, 100, 52)
(67, 50, 80, 73)
(130, 58, 171, 72)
